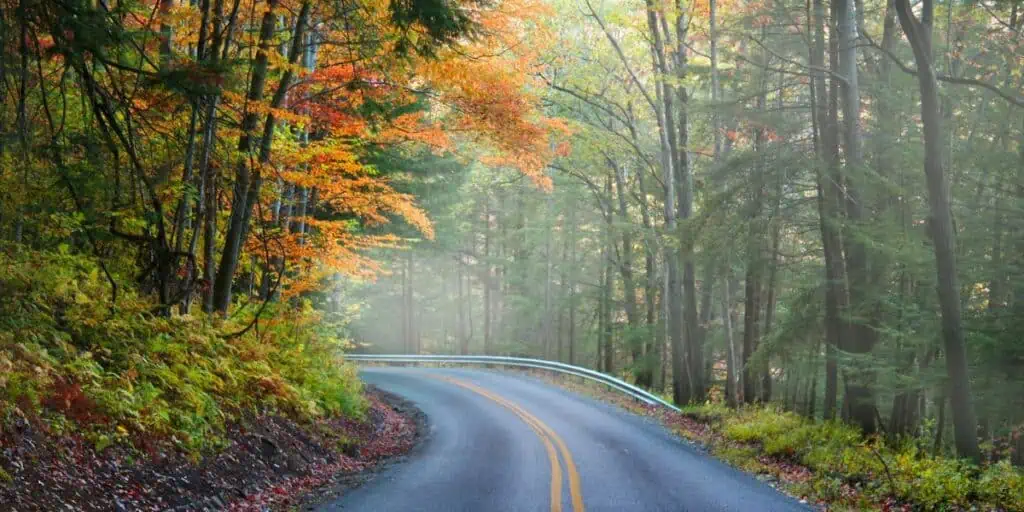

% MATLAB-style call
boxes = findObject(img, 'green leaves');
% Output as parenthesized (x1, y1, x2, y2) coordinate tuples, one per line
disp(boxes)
(0, 247, 366, 455)
(388, 0, 491, 56)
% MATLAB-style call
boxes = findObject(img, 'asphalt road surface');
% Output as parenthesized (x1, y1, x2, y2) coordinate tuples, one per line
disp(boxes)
(316, 367, 810, 512)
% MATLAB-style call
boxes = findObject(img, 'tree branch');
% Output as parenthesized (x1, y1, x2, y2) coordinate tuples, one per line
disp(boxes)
(863, 31, 1024, 108)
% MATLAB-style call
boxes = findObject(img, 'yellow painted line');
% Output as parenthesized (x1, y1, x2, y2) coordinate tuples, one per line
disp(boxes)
(438, 376, 563, 512)
(436, 375, 585, 512)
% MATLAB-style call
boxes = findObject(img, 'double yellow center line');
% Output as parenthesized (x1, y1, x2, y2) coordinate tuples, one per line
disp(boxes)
(437, 375, 585, 512)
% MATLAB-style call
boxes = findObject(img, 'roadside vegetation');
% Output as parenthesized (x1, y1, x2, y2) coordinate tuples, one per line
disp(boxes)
(0, 246, 364, 455)
(527, 370, 1024, 511)
(678, 404, 1024, 511)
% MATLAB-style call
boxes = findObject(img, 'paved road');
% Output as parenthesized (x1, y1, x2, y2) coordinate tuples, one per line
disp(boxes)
(317, 367, 809, 512)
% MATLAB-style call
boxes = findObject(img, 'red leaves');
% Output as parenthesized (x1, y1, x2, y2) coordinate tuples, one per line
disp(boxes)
(2, 390, 418, 511)
(226, 393, 418, 511)
(43, 379, 102, 425)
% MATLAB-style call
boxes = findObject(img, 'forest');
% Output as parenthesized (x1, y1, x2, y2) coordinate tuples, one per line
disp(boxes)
(360, 0, 1024, 466)
(1, 0, 1024, 509)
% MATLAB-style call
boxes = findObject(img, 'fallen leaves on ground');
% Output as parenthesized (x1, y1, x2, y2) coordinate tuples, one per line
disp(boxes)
(0, 387, 419, 511)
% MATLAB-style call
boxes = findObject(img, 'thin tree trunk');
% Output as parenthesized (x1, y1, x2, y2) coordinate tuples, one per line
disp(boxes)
(761, 228, 780, 403)
(723, 269, 738, 408)
(401, 250, 413, 354)
(457, 264, 468, 355)
(484, 196, 493, 355)
(543, 195, 554, 359)
(633, 124, 658, 388)
(612, 159, 642, 381)
(601, 178, 615, 373)
(13, 0, 30, 243)
(568, 201, 577, 366)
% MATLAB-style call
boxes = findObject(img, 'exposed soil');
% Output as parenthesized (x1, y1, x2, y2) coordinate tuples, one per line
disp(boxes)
(0, 386, 423, 511)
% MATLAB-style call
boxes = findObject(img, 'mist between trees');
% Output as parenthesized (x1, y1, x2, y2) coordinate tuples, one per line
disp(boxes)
(346, 0, 1024, 467)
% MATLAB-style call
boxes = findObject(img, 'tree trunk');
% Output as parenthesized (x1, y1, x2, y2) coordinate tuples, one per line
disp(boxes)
(761, 229, 780, 403)
(669, 0, 703, 405)
(742, 38, 769, 404)
(811, 0, 845, 420)
(697, 265, 715, 394)
(644, 1, 687, 405)
(543, 196, 554, 359)
(894, 0, 981, 462)
(568, 206, 577, 366)
(199, 0, 226, 313)
(612, 159, 642, 381)
(723, 270, 738, 408)
(484, 196, 493, 355)
(404, 251, 416, 353)
(835, 0, 879, 435)
(601, 179, 615, 373)
(212, 0, 310, 313)
(634, 130, 658, 388)
(457, 264, 468, 355)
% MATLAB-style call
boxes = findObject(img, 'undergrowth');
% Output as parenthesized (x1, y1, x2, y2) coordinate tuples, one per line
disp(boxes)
(0, 246, 366, 455)
(681, 403, 1024, 511)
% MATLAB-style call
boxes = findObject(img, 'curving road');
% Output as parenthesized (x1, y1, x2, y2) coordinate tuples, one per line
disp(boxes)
(316, 367, 809, 512)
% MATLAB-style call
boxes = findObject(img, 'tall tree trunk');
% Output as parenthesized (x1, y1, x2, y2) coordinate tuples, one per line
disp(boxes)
(697, 265, 715, 394)
(612, 159, 642, 381)
(672, 0, 703, 404)
(565, 198, 577, 365)
(403, 251, 416, 353)
(741, 253, 763, 404)
(198, 0, 228, 314)
(742, 36, 769, 404)
(835, 0, 879, 435)
(543, 196, 555, 359)
(761, 228, 780, 403)
(211, 0, 279, 313)
(457, 264, 468, 355)
(644, 0, 687, 405)
(723, 268, 738, 407)
(811, 0, 846, 420)
(13, 0, 30, 243)
(894, 0, 981, 462)
(484, 196, 493, 355)
(601, 177, 615, 373)
(633, 123, 658, 388)
(558, 212, 569, 363)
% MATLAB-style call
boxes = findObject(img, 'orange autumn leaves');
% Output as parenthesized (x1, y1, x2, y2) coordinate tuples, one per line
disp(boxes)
(414, 0, 569, 189)
(199, 0, 569, 296)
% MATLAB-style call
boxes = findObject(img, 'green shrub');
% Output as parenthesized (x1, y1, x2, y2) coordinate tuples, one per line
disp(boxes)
(682, 403, 731, 424)
(977, 461, 1024, 512)
(887, 448, 972, 509)
(686, 402, 1024, 511)
(723, 408, 803, 444)
(0, 247, 366, 454)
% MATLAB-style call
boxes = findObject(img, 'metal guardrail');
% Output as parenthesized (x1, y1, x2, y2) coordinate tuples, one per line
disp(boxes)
(345, 354, 681, 412)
